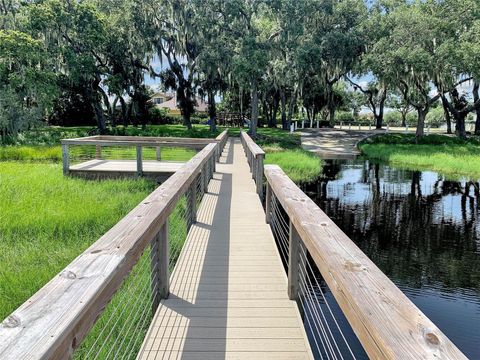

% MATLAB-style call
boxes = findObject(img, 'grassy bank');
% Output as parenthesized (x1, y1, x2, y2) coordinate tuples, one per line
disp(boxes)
(359, 134, 480, 178)
(228, 127, 322, 183)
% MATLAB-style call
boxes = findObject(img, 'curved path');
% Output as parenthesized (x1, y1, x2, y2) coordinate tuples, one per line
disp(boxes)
(300, 128, 374, 159)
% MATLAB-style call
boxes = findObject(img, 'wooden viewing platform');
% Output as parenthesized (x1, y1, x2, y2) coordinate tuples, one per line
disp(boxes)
(0, 131, 467, 360)
(60, 134, 228, 179)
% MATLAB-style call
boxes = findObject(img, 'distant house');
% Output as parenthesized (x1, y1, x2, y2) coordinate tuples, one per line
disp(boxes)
(150, 92, 208, 115)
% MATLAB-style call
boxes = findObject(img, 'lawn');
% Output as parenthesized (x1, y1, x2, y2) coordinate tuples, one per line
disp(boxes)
(359, 134, 480, 178)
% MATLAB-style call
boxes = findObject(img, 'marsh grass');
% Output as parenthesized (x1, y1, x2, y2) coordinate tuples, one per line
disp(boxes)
(0, 162, 190, 359)
(1, 145, 196, 162)
(359, 134, 480, 178)
(228, 127, 322, 183)
(0, 162, 157, 320)
(8, 124, 219, 146)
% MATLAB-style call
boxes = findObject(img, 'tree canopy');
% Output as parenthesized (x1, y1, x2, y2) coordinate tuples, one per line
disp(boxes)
(0, 0, 479, 140)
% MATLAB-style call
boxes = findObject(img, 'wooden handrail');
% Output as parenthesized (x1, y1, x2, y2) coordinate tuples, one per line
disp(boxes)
(62, 133, 229, 148)
(240, 131, 265, 156)
(0, 143, 218, 360)
(264, 164, 466, 360)
(240, 131, 264, 199)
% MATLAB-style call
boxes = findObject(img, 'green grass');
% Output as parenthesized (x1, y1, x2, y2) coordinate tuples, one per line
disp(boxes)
(0, 162, 191, 358)
(0, 162, 156, 320)
(229, 127, 322, 183)
(359, 134, 480, 178)
(10, 124, 220, 146)
(0, 145, 196, 162)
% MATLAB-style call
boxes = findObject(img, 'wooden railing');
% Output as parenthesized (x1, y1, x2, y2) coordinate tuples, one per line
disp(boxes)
(61, 130, 228, 176)
(240, 131, 265, 199)
(238, 134, 466, 359)
(0, 141, 222, 360)
(263, 164, 466, 359)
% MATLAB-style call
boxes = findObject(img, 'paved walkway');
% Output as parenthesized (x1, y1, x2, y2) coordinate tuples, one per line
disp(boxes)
(300, 128, 371, 159)
(137, 139, 312, 360)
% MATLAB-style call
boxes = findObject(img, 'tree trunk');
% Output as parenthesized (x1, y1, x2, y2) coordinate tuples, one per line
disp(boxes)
(415, 108, 426, 138)
(473, 81, 480, 135)
(441, 95, 452, 134)
(376, 88, 387, 129)
(327, 83, 335, 127)
(456, 112, 467, 140)
(262, 99, 271, 127)
(272, 94, 279, 128)
(177, 86, 193, 130)
(287, 89, 297, 127)
(88, 79, 106, 133)
(208, 89, 216, 132)
(401, 112, 407, 127)
(250, 79, 259, 136)
(280, 88, 287, 130)
(119, 96, 129, 127)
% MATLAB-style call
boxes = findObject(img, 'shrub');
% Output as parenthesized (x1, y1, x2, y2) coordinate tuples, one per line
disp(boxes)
(426, 107, 445, 128)
(334, 111, 355, 124)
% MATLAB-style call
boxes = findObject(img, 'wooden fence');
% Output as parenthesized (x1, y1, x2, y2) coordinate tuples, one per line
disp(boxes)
(0, 139, 225, 360)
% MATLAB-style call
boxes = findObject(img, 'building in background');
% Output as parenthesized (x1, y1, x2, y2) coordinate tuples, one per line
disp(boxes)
(150, 92, 208, 115)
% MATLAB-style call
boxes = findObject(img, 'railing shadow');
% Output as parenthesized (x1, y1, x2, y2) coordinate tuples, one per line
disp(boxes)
(141, 140, 233, 357)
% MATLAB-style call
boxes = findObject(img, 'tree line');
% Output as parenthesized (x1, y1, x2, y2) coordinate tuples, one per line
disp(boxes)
(1, 0, 479, 141)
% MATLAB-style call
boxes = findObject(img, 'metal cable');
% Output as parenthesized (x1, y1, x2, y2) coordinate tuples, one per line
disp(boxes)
(267, 188, 358, 360)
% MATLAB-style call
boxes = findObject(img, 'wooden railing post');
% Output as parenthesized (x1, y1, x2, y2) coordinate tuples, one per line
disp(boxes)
(256, 154, 264, 200)
(62, 144, 69, 176)
(251, 155, 256, 180)
(265, 183, 272, 224)
(151, 221, 169, 303)
(203, 161, 209, 192)
(288, 221, 300, 300)
(95, 145, 102, 160)
(156, 146, 161, 161)
(186, 182, 197, 230)
(136, 145, 143, 177)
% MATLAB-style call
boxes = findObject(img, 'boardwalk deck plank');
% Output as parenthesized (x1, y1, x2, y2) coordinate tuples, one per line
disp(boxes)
(137, 139, 312, 359)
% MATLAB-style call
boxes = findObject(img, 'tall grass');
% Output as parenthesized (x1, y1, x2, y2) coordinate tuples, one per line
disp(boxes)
(0, 162, 156, 320)
(359, 134, 480, 178)
(0, 145, 195, 162)
(6, 124, 219, 146)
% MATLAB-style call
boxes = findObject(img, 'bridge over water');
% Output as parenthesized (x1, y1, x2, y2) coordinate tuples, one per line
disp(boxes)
(0, 131, 466, 359)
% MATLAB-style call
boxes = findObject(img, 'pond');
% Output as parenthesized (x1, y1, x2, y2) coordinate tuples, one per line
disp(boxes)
(302, 159, 480, 359)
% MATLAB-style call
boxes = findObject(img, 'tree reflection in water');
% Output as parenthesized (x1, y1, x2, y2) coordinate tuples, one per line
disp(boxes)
(303, 159, 480, 359)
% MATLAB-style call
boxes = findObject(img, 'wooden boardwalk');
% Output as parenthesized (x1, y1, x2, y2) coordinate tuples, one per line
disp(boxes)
(137, 139, 312, 359)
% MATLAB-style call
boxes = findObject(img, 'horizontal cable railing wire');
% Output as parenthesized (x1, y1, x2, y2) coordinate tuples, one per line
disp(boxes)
(61, 132, 228, 177)
(268, 190, 361, 359)
(0, 141, 220, 360)
(263, 164, 467, 359)
(74, 197, 192, 360)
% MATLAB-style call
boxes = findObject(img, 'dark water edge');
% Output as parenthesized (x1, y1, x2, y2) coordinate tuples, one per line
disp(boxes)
(301, 159, 480, 359)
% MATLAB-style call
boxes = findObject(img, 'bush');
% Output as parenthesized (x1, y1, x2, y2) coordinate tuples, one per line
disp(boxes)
(384, 111, 402, 126)
(426, 107, 445, 128)
(334, 111, 355, 124)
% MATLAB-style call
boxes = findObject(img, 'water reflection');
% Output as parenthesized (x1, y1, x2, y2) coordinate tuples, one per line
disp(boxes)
(303, 159, 480, 359)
